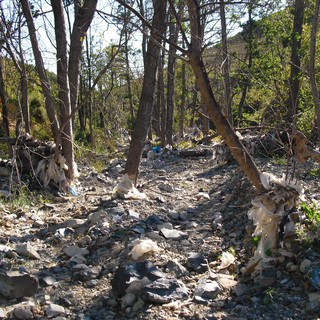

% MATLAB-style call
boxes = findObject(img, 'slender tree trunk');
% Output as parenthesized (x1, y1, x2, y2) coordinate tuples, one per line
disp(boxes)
(220, 0, 232, 124)
(20, 0, 60, 140)
(187, 0, 265, 193)
(309, 0, 320, 137)
(179, 61, 186, 138)
(0, 56, 12, 157)
(51, 0, 76, 180)
(125, 0, 167, 183)
(237, 3, 253, 126)
(68, 0, 97, 128)
(286, 0, 305, 123)
(159, 48, 167, 146)
(166, 11, 179, 146)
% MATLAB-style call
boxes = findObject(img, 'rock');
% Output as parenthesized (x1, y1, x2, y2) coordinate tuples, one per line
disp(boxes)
(187, 252, 207, 273)
(132, 298, 145, 311)
(63, 245, 89, 257)
(308, 292, 320, 302)
(0, 272, 39, 299)
(13, 306, 33, 319)
(121, 293, 136, 309)
(193, 279, 222, 301)
(158, 183, 175, 193)
(111, 261, 166, 297)
(16, 242, 41, 260)
(300, 259, 312, 274)
(72, 264, 101, 281)
(160, 228, 188, 240)
(45, 303, 65, 317)
(41, 276, 56, 286)
(128, 209, 140, 220)
(167, 260, 189, 278)
(143, 278, 189, 304)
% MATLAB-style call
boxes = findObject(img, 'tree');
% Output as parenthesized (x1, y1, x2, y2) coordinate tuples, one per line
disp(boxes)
(0, 1, 31, 135)
(219, 0, 232, 124)
(309, 0, 320, 137)
(20, 0, 97, 185)
(186, 0, 265, 193)
(286, 0, 305, 124)
(122, 0, 167, 184)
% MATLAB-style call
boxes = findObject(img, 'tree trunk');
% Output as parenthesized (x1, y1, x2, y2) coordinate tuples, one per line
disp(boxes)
(20, 0, 60, 140)
(159, 47, 167, 146)
(237, 3, 253, 127)
(309, 0, 320, 137)
(187, 0, 265, 193)
(51, 0, 76, 181)
(166, 11, 179, 146)
(179, 61, 186, 138)
(68, 0, 97, 128)
(286, 0, 305, 123)
(220, 0, 232, 124)
(0, 56, 12, 157)
(125, 0, 167, 183)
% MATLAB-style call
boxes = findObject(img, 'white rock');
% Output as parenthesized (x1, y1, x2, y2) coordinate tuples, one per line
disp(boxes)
(45, 303, 65, 318)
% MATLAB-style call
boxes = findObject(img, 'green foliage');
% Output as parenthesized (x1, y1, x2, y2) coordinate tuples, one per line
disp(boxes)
(300, 201, 320, 231)
(0, 184, 48, 209)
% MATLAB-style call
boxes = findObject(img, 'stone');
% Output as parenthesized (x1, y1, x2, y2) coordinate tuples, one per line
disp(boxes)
(187, 252, 207, 273)
(13, 306, 33, 319)
(111, 261, 166, 297)
(158, 183, 175, 193)
(300, 259, 312, 274)
(63, 245, 89, 257)
(160, 228, 188, 240)
(143, 278, 189, 304)
(16, 242, 41, 260)
(0, 272, 39, 299)
(194, 279, 222, 301)
(121, 293, 136, 309)
(167, 260, 189, 278)
(45, 303, 65, 317)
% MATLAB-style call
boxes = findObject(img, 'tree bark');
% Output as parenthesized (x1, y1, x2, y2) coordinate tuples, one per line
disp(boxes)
(220, 0, 232, 124)
(309, 0, 320, 137)
(125, 0, 167, 183)
(179, 61, 186, 138)
(69, 0, 97, 128)
(286, 0, 305, 123)
(51, 0, 76, 180)
(166, 10, 179, 146)
(20, 0, 60, 140)
(187, 0, 265, 193)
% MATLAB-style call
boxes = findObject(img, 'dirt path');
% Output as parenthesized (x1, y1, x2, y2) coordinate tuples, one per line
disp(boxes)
(0, 150, 319, 319)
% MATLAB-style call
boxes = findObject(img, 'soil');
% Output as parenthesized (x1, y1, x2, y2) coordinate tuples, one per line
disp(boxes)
(0, 146, 320, 320)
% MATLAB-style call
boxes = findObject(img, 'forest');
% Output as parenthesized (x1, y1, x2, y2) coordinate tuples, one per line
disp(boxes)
(0, 0, 320, 319)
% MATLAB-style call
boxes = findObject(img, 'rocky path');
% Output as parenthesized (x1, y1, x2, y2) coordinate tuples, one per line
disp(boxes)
(0, 149, 319, 319)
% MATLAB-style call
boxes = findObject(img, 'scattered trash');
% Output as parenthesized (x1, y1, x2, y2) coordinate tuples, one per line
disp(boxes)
(129, 239, 159, 260)
(113, 174, 148, 200)
(309, 266, 320, 290)
(243, 172, 303, 275)
(218, 251, 235, 270)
